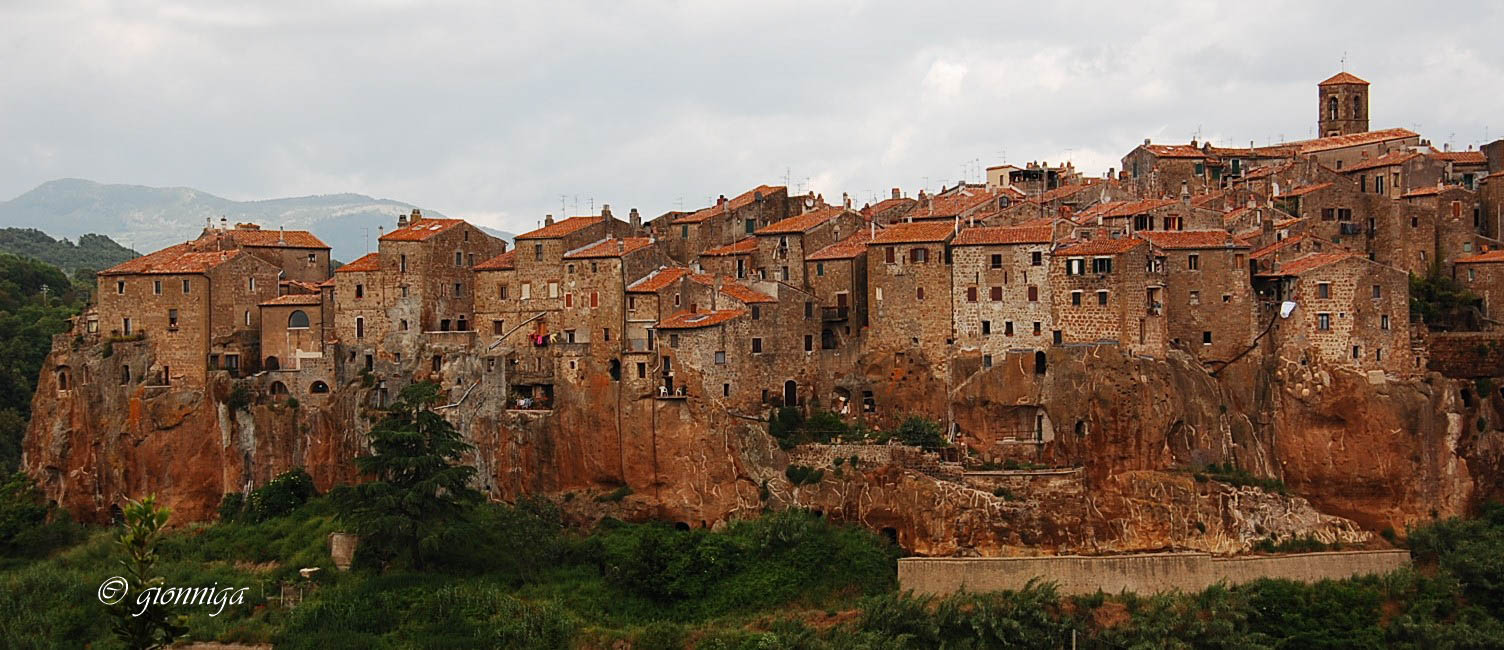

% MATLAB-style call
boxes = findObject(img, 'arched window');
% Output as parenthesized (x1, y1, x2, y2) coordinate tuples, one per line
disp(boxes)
(56, 366, 71, 390)
(1351, 95, 1361, 119)
(270, 381, 288, 395)
(310, 381, 329, 394)
(288, 310, 310, 329)
(1327, 96, 1338, 121)
(783, 380, 798, 406)
(264, 356, 280, 371)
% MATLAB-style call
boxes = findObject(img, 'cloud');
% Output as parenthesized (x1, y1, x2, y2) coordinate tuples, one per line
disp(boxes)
(0, 0, 1500, 234)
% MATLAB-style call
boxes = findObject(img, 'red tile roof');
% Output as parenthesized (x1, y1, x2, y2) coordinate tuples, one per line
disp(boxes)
(1401, 184, 1468, 198)
(563, 237, 654, 259)
(1139, 230, 1243, 250)
(1054, 237, 1145, 256)
(756, 206, 850, 235)
(1319, 71, 1369, 86)
(260, 294, 323, 307)
(473, 250, 517, 271)
(1221, 205, 1254, 225)
(951, 225, 1053, 246)
(1238, 161, 1295, 181)
(1275, 183, 1333, 199)
(806, 229, 879, 261)
(672, 185, 785, 224)
(1340, 151, 1418, 173)
(1296, 128, 1417, 154)
(334, 252, 382, 273)
(515, 216, 603, 240)
(1456, 250, 1504, 264)
(1075, 199, 1178, 221)
(689, 274, 776, 304)
(379, 218, 466, 242)
(867, 221, 956, 244)
(657, 309, 747, 329)
(1430, 150, 1487, 164)
(626, 266, 689, 293)
(863, 196, 915, 216)
(101, 244, 248, 276)
(1142, 144, 1206, 159)
(1191, 191, 1225, 208)
(1030, 183, 1097, 204)
(1250, 235, 1306, 260)
(1262, 252, 1360, 276)
(227, 228, 329, 249)
(910, 188, 999, 219)
(701, 237, 758, 256)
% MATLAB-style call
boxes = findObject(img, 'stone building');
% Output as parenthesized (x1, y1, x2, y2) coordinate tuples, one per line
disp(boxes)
(753, 206, 864, 287)
(655, 185, 789, 263)
(862, 189, 916, 224)
(200, 221, 333, 284)
(1317, 72, 1370, 137)
(1138, 231, 1254, 362)
(1255, 252, 1410, 373)
(1049, 237, 1167, 358)
(865, 221, 958, 363)
(950, 225, 1056, 360)
(1455, 250, 1504, 322)
(697, 237, 756, 280)
(98, 245, 283, 385)
(805, 228, 879, 332)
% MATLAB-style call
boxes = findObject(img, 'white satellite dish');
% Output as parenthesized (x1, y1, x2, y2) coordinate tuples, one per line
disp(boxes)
(1280, 301, 1297, 318)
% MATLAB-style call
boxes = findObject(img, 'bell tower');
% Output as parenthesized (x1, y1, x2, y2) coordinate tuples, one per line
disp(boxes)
(1318, 71, 1369, 137)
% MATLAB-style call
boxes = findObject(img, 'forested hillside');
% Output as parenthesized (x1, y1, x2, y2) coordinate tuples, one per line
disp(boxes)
(0, 254, 89, 472)
(0, 228, 137, 273)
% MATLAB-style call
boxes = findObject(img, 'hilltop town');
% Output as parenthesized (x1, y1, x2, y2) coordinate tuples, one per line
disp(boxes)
(22, 72, 1504, 555)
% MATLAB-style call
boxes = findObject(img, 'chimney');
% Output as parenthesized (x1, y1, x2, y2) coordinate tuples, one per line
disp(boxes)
(410, 208, 422, 225)
(397, 211, 409, 228)
(219, 216, 228, 231)
(629, 208, 641, 230)
(601, 204, 612, 219)
(1190, 138, 1198, 148)
(842, 192, 851, 209)
(1445, 142, 1452, 152)
(1144, 138, 1151, 146)
(617, 239, 625, 255)
(717, 194, 728, 207)
(278, 226, 286, 245)
(544, 214, 555, 226)
(891, 187, 901, 199)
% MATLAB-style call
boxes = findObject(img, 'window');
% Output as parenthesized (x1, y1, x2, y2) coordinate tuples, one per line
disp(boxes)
(1222, 293, 1231, 303)
(499, 284, 509, 299)
(751, 305, 760, 320)
(1202, 331, 1212, 345)
(680, 225, 689, 239)
(714, 351, 726, 365)
(454, 282, 463, 296)
(567, 264, 575, 274)
(1004, 321, 1014, 336)
(534, 243, 543, 261)
(1066, 258, 1084, 275)
(1381, 314, 1390, 330)
(1187, 254, 1200, 271)
(400, 319, 408, 331)
(1033, 322, 1041, 335)
(400, 254, 407, 272)
(875, 287, 884, 301)
(668, 333, 679, 348)
(1317, 313, 1331, 331)
(816, 262, 825, 276)
(153, 280, 162, 295)
(981, 320, 991, 335)
(1338, 208, 1352, 222)
(910, 248, 928, 263)
(248, 277, 257, 291)
(1361, 176, 1368, 193)
(983, 354, 993, 368)
(805, 302, 814, 318)
(780, 265, 790, 281)
(967, 287, 978, 302)
(1027, 286, 1038, 302)
(355, 284, 365, 298)
(1372, 285, 1381, 299)
(355, 317, 365, 338)
(1097, 291, 1109, 306)
(181, 279, 191, 294)
(1071, 291, 1082, 306)
(521, 283, 531, 300)
(590, 292, 599, 308)
(752, 338, 763, 353)
(565, 293, 573, 308)
(455, 251, 463, 266)
(493, 320, 503, 335)
(990, 254, 1002, 269)
(116, 281, 125, 294)
(723, 383, 731, 397)
(167, 309, 178, 328)
(916, 287, 925, 300)
(1469, 268, 1477, 282)
(565, 329, 576, 343)
(1189, 290, 1200, 305)
(548, 281, 558, 298)
(1412, 216, 1419, 228)
(637, 363, 647, 379)
(603, 328, 610, 341)
(244, 310, 251, 326)
(1317, 283, 1331, 299)
(1031, 251, 1042, 266)
(1092, 257, 1113, 274)
(1352, 345, 1361, 360)
(990, 286, 1002, 301)
(401, 286, 409, 297)
(804, 335, 813, 352)
(885, 247, 896, 264)
(288, 310, 309, 328)
(1323, 208, 1335, 221)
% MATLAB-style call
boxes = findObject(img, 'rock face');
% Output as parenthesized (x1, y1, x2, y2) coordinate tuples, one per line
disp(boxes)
(22, 326, 1500, 555)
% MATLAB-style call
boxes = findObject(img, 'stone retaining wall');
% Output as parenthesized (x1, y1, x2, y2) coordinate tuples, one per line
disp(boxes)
(899, 550, 1410, 596)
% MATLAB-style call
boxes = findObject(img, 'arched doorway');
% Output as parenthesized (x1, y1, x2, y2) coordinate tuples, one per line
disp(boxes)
(264, 356, 280, 371)
(269, 381, 289, 395)
(783, 380, 797, 407)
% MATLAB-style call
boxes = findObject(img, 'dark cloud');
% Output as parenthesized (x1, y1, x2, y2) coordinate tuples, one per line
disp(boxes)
(1, 0, 1499, 232)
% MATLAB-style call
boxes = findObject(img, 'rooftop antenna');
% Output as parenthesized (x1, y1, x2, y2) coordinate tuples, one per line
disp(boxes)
(1340, 51, 1347, 72)
(559, 194, 566, 215)
(783, 167, 791, 187)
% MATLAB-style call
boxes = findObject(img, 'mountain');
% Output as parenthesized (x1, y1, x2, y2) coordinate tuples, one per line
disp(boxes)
(0, 179, 514, 261)
(0, 228, 139, 273)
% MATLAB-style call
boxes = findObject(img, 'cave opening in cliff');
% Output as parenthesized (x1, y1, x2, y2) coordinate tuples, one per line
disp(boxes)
(673, 522, 690, 531)
(881, 527, 899, 545)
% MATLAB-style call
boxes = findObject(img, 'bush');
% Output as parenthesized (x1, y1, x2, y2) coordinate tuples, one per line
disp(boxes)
(226, 382, 253, 413)
(891, 416, 947, 449)
(217, 492, 244, 522)
(240, 468, 317, 522)
(596, 486, 633, 503)
(0, 472, 84, 559)
(784, 464, 824, 486)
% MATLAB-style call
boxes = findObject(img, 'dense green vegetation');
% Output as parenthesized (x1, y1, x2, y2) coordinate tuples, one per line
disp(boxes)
(768, 409, 948, 450)
(0, 253, 92, 472)
(1411, 265, 1483, 330)
(0, 228, 138, 274)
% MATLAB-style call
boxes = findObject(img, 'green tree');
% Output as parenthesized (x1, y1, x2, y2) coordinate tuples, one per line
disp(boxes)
(110, 495, 188, 649)
(333, 381, 481, 570)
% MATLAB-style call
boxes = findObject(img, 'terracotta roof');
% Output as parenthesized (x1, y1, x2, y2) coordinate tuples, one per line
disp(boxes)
(1191, 191, 1225, 208)
(100, 244, 247, 276)
(282, 279, 322, 294)
(756, 206, 850, 235)
(1261, 252, 1360, 276)
(951, 225, 1053, 246)
(1319, 71, 1369, 86)
(1054, 237, 1145, 256)
(473, 250, 516, 271)
(1341, 151, 1418, 173)
(1139, 230, 1243, 250)
(334, 252, 382, 273)
(1297, 128, 1417, 154)
(379, 218, 466, 242)
(688, 274, 777, 304)
(1401, 184, 1468, 198)
(563, 237, 653, 259)
(626, 266, 689, 293)
(806, 229, 878, 261)
(260, 294, 323, 307)
(1239, 162, 1295, 181)
(1030, 184, 1096, 204)
(699, 237, 755, 257)
(1275, 183, 1333, 199)
(1249, 235, 1305, 260)
(672, 185, 785, 224)
(1141, 144, 1206, 159)
(226, 228, 329, 249)
(867, 221, 956, 244)
(657, 309, 747, 330)
(1456, 250, 1504, 264)
(515, 216, 603, 240)
(1075, 199, 1178, 221)
(910, 189, 999, 219)
(1430, 150, 1487, 164)
(1222, 205, 1254, 224)
(863, 196, 915, 216)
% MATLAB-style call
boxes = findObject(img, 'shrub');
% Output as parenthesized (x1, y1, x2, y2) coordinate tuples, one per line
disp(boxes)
(596, 485, 633, 503)
(241, 468, 317, 522)
(891, 416, 947, 449)
(785, 465, 824, 486)
(226, 383, 253, 413)
(217, 492, 244, 522)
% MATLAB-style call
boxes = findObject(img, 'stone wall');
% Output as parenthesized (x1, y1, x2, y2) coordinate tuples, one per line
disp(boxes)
(1426, 332, 1504, 378)
(899, 550, 1410, 596)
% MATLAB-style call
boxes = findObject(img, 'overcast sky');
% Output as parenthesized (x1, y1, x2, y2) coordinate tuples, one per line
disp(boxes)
(2, 1, 1501, 233)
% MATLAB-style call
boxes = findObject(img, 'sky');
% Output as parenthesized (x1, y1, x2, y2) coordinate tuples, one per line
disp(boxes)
(2, 0, 1501, 234)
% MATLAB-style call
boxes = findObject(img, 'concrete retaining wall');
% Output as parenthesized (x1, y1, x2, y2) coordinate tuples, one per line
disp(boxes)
(899, 550, 1410, 596)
